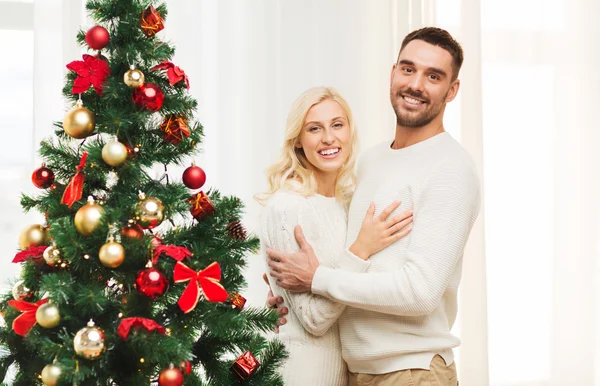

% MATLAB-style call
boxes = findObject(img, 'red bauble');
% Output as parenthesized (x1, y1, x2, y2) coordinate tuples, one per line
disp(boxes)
(158, 367, 184, 386)
(182, 165, 206, 190)
(180, 360, 192, 375)
(32, 164, 55, 189)
(135, 267, 169, 299)
(132, 83, 164, 111)
(121, 222, 144, 239)
(85, 26, 110, 50)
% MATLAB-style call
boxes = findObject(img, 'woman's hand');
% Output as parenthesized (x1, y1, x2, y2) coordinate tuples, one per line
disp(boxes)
(349, 201, 413, 260)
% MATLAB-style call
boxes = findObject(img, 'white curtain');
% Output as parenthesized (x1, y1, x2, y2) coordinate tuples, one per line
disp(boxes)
(436, 0, 600, 385)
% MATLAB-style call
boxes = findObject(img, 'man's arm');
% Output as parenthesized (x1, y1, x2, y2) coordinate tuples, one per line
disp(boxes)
(311, 165, 481, 316)
(270, 164, 481, 316)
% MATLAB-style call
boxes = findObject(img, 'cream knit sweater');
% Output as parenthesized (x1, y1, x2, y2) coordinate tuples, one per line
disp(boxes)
(312, 132, 482, 374)
(261, 190, 368, 386)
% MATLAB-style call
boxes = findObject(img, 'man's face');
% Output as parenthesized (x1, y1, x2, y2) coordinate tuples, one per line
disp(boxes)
(390, 39, 459, 128)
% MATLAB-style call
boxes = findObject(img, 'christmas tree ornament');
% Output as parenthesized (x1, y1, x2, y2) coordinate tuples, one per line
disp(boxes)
(226, 220, 247, 240)
(85, 25, 110, 50)
(8, 298, 48, 336)
(151, 60, 190, 89)
(63, 101, 95, 139)
(226, 293, 247, 311)
(32, 163, 55, 189)
(188, 191, 215, 222)
(140, 4, 165, 37)
(99, 237, 125, 268)
(135, 265, 169, 299)
(132, 83, 164, 111)
(61, 152, 88, 208)
(18, 224, 49, 250)
(152, 244, 192, 265)
(105, 278, 128, 300)
(12, 280, 31, 301)
(182, 163, 206, 189)
(12, 245, 47, 263)
(158, 366, 184, 386)
(35, 302, 61, 328)
(117, 317, 165, 339)
(124, 65, 145, 88)
(74, 197, 105, 236)
(230, 351, 259, 381)
(174, 261, 228, 313)
(41, 363, 61, 386)
(179, 361, 192, 376)
(159, 115, 190, 145)
(66, 55, 111, 96)
(42, 245, 62, 267)
(102, 140, 128, 167)
(74, 320, 106, 360)
(134, 193, 165, 229)
(121, 220, 144, 239)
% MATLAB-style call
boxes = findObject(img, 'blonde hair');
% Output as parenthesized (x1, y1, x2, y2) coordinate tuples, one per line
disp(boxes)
(255, 86, 358, 206)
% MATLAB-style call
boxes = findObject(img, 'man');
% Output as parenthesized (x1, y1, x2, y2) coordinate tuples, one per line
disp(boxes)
(266, 27, 481, 386)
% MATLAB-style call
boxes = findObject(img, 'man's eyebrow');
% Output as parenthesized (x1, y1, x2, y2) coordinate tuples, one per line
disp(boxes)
(398, 59, 448, 77)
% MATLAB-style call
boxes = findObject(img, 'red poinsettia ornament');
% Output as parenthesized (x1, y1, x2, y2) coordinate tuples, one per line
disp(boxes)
(151, 61, 190, 89)
(66, 54, 111, 96)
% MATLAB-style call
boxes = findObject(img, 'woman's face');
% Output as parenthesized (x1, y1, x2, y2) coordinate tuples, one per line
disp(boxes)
(296, 99, 352, 178)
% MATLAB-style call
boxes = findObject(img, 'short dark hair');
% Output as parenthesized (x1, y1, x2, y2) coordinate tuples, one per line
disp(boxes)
(398, 27, 464, 80)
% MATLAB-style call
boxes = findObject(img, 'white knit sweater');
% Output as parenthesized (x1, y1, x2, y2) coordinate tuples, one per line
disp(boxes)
(312, 132, 482, 374)
(261, 190, 368, 386)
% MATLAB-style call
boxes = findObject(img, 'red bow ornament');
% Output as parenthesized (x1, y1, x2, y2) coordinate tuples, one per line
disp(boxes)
(8, 298, 48, 336)
(173, 261, 228, 313)
(61, 152, 88, 208)
(151, 61, 190, 89)
(153, 244, 193, 265)
(117, 317, 165, 339)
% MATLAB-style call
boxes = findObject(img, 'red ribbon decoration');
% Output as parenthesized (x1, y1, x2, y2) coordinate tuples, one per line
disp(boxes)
(66, 54, 111, 95)
(153, 244, 193, 265)
(151, 61, 190, 89)
(117, 317, 165, 340)
(173, 261, 228, 313)
(12, 245, 48, 263)
(8, 298, 48, 336)
(61, 152, 88, 208)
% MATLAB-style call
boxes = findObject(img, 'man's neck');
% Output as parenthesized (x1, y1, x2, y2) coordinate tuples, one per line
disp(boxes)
(391, 122, 445, 150)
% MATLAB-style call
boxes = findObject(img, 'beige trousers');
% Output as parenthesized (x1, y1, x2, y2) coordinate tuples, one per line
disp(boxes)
(348, 355, 458, 386)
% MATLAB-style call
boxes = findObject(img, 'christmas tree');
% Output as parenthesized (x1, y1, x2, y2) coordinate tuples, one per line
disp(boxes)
(0, 1, 286, 385)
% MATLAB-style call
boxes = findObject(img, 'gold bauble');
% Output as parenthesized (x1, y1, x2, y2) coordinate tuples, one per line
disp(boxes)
(135, 196, 165, 229)
(41, 363, 62, 386)
(12, 280, 31, 300)
(18, 224, 49, 250)
(102, 141, 128, 167)
(74, 199, 105, 236)
(42, 245, 62, 267)
(36, 303, 61, 328)
(63, 102, 95, 139)
(124, 67, 145, 88)
(74, 321, 106, 360)
(99, 240, 125, 268)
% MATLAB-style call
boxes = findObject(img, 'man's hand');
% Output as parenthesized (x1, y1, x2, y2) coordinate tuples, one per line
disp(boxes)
(267, 225, 319, 292)
(263, 273, 288, 332)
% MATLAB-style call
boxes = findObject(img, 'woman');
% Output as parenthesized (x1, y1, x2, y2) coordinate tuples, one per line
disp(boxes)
(257, 87, 413, 385)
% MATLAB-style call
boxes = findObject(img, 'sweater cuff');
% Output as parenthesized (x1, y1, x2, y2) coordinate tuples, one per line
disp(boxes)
(312, 250, 369, 295)
(336, 249, 370, 272)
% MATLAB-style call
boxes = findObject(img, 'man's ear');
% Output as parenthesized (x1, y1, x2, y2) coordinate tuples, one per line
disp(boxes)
(445, 79, 460, 103)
